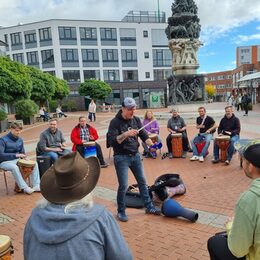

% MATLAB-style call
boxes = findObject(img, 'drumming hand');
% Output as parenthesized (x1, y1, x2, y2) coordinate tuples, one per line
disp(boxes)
(54, 147, 63, 152)
(16, 153, 26, 159)
(89, 135, 94, 141)
(225, 131, 231, 135)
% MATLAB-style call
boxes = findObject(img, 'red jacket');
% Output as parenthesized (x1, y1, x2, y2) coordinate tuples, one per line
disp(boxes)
(70, 124, 99, 151)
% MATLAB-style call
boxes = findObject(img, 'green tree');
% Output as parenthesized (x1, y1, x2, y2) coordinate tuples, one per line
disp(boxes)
(0, 56, 31, 103)
(51, 77, 70, 101)
(27, 66, 55, 105)
(79, 79, 112, 100)
(14, 99, 38, 119)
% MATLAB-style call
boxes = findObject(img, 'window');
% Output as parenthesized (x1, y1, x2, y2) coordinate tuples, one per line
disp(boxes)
(10, 32, 22, 45)
(121, 49, 137, 61)
(61, 49, 78, 62)
(143, 30, 148, 37)
(41, 49, 54, 64)
(4, 34, 8, 45)
(154, 69, 172, 81)
(102, 49, 118, 61)
(153, 49, 172, 66)
(100, 28, 117, 40)
(80, 27, 97, 40)
(39, 27, 52, 41)
(13, 53, 24, 64)
(25, 32, 36, 43)
(26, 51, 39, 65)
(123, 70, 138, 81)
(82, 49, 99, 62)
(83, 70, 100, 80)
(63, 70, 80, 82)
(59, 27, 76, 40)
(144, 52, 149, 58)
(103, 70, 120, 81)
(145, 72, 150, 78)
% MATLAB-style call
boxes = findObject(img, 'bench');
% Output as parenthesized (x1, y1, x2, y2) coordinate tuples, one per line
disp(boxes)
(52, 113, 58, 118)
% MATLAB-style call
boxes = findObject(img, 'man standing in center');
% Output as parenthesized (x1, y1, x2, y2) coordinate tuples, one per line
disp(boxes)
(107, 97, 161, 222)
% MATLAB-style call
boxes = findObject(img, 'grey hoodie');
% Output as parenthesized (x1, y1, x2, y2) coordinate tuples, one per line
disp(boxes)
(24, 203, 133, 260)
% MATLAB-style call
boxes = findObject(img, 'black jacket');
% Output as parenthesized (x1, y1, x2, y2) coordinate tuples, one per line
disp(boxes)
(107, 110, 148, 156)
(218, 114, 240, 137)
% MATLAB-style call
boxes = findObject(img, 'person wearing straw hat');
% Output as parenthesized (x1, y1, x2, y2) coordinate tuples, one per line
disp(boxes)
(207, 139, 260, 260)
(23, 152, 132, 260)
(107, 97, 161, 222)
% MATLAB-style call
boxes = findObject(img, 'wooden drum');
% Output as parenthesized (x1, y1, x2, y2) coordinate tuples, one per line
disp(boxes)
(215, 135, 230, 162)
(83, 141, 97, 158)
(0, 235, 13, 260)
(149, 133, 158, 144)
(171, 133, 183, 158)
(15, 159, 35, 193)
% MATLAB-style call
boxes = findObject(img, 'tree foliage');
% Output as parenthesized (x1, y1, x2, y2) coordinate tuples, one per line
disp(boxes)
(51, 77, 70, 101)
(205, 84, 216, 98)
(79, 79, 112, 100)
(14, 99, 38, 118)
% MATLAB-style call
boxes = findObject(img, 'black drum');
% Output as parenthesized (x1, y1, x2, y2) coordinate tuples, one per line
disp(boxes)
(37, 155, 51, 178)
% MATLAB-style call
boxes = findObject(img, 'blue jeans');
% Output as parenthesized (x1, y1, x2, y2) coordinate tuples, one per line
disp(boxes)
(41, 149, 71, 164)
(114, 153, 153, 213)
(213, 135, 239, 161)
(191, 133, 213, 157)
(0, 159, 40, 189)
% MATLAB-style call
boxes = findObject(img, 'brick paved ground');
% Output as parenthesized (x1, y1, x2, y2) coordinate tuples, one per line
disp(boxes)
(1, 102, 260, 260)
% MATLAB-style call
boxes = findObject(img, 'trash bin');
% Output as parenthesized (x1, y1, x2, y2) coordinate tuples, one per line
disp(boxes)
(37, 155, 51, 178)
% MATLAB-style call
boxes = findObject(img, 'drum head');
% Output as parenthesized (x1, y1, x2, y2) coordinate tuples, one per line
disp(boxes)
(84, 141, 96, 146)
(149, 133, 157, 138)
(172, 133, 182, 137)
(216, 135, 230, 140)
(17, 159, 35, 167)
(0, 235, 11, 254)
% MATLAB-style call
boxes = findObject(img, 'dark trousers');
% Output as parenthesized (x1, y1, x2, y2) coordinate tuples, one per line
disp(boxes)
(244, 104, 248, 115)
(207, 234, 246, 260)
(76, 143, 105, 165)
(166, 132, 189, 153)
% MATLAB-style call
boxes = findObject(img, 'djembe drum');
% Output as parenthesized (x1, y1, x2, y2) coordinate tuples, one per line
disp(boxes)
(171, 133, 183, 158)
(149, 133, 158, 144)
(0, 235, 13, 260)
(215, 135, 230, 162)
(15, 159, 35, 193)
(83, 141, 97, 158)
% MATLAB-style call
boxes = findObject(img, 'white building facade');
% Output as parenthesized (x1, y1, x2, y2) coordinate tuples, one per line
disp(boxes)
(0, 11, 172, 109)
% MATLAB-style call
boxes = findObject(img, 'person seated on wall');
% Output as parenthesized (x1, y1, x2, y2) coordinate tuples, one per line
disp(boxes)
(23, 152, 133, 260)
(190, 106, 217, 162)
(166, 109, 190, 159)
(56, 105, 67, 118)
(37, 118, 70, 164)
(39, 106, 50, 122)
(0, 122, 40, 194)
(141, 110, 161, 158)
(70, 116, 109, 168)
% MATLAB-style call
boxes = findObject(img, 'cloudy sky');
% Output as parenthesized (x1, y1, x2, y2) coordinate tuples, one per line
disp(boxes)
(1, 0, 260, 73)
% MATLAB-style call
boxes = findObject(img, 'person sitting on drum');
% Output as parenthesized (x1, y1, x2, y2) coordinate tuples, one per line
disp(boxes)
(0, 122, 40, 194)
(70, 116, 109, 168)
(166, 109, 190, 159)
(190, 106, 217, 162)
(212, 106, 241, 165)
(142, 110, 161, 158)
(23, 152, 133, 260)
(37, 119, 70, 164)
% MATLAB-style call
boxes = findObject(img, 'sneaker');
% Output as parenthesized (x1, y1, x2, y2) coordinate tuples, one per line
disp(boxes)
(145, 206, 161, 215)
(100, 162, 109, 168)
(199, 156, 204, 162)
(117, 212, 128, 222)
(190, 155, 199, 161)
(212, 158, 220, 164)
(225, 160, 230, 165)
(33, 185, 41, 192)
(181, 152, 187, 158)
(168, 153, 173, 159)
(23, 187, 34, 195)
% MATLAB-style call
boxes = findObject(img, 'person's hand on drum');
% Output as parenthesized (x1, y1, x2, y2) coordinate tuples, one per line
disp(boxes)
(224, 131, 231, 136)
(53, 147, 63, 152)
(89, 135, 95, 141)
(16, 153, 26, 159)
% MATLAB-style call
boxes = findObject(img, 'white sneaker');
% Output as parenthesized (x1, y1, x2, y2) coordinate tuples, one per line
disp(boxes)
(190, 155, 199, 161)
(23, 187, 34, 194)
(199, 156, 204, 162)
(33, 185, 41, 192)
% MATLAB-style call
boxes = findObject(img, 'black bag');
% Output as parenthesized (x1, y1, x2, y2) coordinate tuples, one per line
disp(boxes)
(125, 184, 144, 208)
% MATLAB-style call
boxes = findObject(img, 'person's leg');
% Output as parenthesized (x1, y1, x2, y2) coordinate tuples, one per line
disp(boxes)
(244, 104, 248, 115)
(30, 162, 40, 188)
(207, 235, 245, 260)
(93, 113, 96, 121)
(227, 135, 239, 161)
(166, 134, 172, 153)
(0, 160, 29, 189)
(114, 155, 130, 214)
(191, 135, 199, 156)
(201, 133, 212, 157)
(95, 143, 107, 165)
(42, 152, 59, 164)
(130, 154, 153, 209)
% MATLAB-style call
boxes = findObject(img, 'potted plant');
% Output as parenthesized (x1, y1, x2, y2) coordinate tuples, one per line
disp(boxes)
(0, 109, 8, 132)
(15, 99, 38, 125)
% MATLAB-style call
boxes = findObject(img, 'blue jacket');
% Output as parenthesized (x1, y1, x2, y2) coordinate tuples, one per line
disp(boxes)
(0, 132, 25, 163)
(23, 203, 133, 260)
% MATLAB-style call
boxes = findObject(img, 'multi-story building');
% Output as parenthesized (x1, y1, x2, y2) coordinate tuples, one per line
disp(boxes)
(0, 11, 172, 109)
(0, 40, 7, 56)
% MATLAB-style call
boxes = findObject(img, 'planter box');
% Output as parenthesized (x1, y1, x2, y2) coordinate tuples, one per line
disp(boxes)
(15, 115, 34, 125)
(0, 120, 8, 133)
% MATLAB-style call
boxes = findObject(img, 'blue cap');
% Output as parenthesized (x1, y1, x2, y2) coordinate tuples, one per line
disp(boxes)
(122, 97, 136, 109)
(235, 139, 260, 168)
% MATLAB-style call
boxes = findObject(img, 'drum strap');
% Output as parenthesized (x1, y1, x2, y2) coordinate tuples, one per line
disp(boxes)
(201, 115, 207, 126)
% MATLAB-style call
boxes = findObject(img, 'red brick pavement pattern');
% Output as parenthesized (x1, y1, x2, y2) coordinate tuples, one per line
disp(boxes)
(1, 103, 260, 259)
